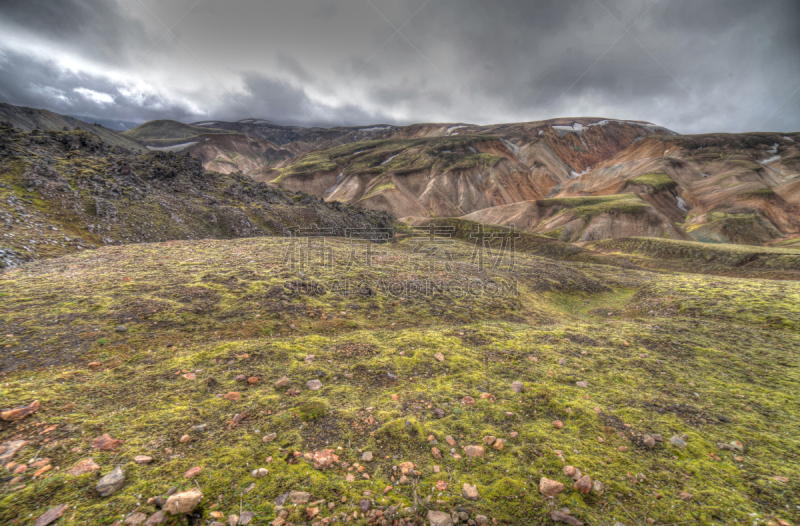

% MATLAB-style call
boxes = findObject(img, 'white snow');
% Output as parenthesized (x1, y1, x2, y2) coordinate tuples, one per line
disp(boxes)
(759, 155, 781, 164)
(441, 150, 452, 154)
(701, 173, 709, 178)
(767, 143, 779, 154)
(676, 196, 688, 212)
(784, 136, 794, 142)
(570, 166, 591, 178)
(664, 150, 670, 156)
(468, 146, 477, 153)
(446, 125, 467, 135)
(360, 126, 390, 133)
(380, 154, 399, 165)
(538, 130, 544, 136)
(146, 141, 198, 152)
(502, 139, 520, 155)
(352, 150, 365, 155)
(336, 170, 346, 183)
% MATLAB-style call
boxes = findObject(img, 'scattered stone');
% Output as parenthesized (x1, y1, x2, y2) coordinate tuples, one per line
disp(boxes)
(262, 433, 277, 443)
(359, 499, 372, 513)
(362, 451, 373, 462)
(643, 435, 656, 448)
(510, 381, 524, 393)
(398, 461, 415, 475)
(144, 511, 166, 525)
(551, 510, 583, 526)
(510, 431, 519, 438)
(593, 480, 605, 495)
(574, 475, 592, 494)
(576, 381, 588, 388)
(235, 375, 247, 382)
(774, 476, 789, 483)
(461, 396, 475, 406)
(125, 513, 148, 525)
(462, 483, 479, 500)
(116, 325, 128, 333)
(729, 440, 744, 452)
(435, 480, 448, 491)
(183, 373, 196, 380)
(539, 477, 565, 497)
(228, 515, 239, 526)
(493, 438, 505, 451)
(163, 488, 203, 515)
(464, 445, 485, 458)
(0, 440, 28, 465)
(1, 400, 40, 421)
(434, 352, 445, 362)
(306, 379, 323, 391)
(93, 434, 125, 452)
(445, 436, 456, 446)
(68, 458, 100, 476)
(313, 449, 339, 469)
(133, 455, 152, 465)
(669, 435, 687, 448)
(223, 392, 241, 400)
(679, 492, 693, 501)
(96, 466, 125, 497)
(619, 446, 628, 452)
(180, 435, 191, 443)
(251, 468, 268, 478)
(475, 515, 489, 525)
(239, 511, 256, 525)
(433, 408, 445, 418)
(482, 436, 496, 445)
(183, 466, 202, 479)
(289, 491, 311, 504)
(34, 503, 68, 526)
(553, 420, 564, 429)
(564, 465, 576, 477)
(652, 434, 664, 442)
(275, 376, 291, 388)
(247, 377, 259, 385)
(427, 510, 454, 526)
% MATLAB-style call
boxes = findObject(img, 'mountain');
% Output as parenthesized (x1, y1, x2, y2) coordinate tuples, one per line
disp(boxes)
(0, 123, 394, 268)
(0, 102, 146, 151)
(254, 118, 676, 218)
(468, 132, 800, 246)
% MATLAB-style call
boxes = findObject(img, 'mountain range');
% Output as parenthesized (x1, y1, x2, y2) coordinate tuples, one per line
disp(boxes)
(2, 102, 799, 252)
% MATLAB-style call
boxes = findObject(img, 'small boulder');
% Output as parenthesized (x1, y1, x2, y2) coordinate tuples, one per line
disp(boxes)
(93, 434, 124, 451)
(238, 511, 256, 525)
(462, 483, 480, 500)
(551, 510, 583, 526)
(116, 325, 128, 333)
(133, 455, 153, 464)
(427, 510, 455, 526)
(34, 504, 68, 526)
(163, 488, 203, 515)
(669, 435, 687, 448)
(510, 381, 524, 393)
(574, 475, 592, 494)
(306, 379, 323, 391)
(275, 376, 291, 388)
(262, 433, 277, 443)
(643, 435, 656, 448)
(362, 451, 373, 462)
(434, 352, 445, 362)
(251, 468, 268, 478)
(464, 445, 485, 458)
(124, 512, 148, 525)
(539, 477, 565, 497)
(68, 458, 100, 476)
(96, 466, 125, 497)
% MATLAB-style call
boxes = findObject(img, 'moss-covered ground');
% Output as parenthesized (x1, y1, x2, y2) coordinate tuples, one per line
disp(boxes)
(1, 235, 798, 525)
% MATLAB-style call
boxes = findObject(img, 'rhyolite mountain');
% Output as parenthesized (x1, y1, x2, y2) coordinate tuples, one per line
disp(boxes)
(3, 102, 799, 247)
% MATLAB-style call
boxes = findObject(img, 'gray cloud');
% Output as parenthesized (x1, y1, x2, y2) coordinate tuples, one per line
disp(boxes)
(0, 0, 797, 133)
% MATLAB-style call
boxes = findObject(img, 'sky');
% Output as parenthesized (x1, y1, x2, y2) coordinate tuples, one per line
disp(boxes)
(0, 0, 798, 133)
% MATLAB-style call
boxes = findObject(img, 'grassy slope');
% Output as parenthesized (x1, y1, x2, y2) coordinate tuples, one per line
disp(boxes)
(122, 120, 240, 146)
(588, 237, 800, 279)
(1, 236, 798, 526)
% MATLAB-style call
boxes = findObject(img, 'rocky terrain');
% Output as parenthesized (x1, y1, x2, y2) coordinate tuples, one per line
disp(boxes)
(1, 231, 798, 526)
(0, 125, 394, 268)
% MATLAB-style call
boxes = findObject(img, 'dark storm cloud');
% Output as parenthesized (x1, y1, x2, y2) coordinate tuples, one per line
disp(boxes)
(0, 0, 797, 133)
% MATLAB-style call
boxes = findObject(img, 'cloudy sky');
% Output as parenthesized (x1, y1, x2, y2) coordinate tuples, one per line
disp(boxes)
(0, 0, 798, 133)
